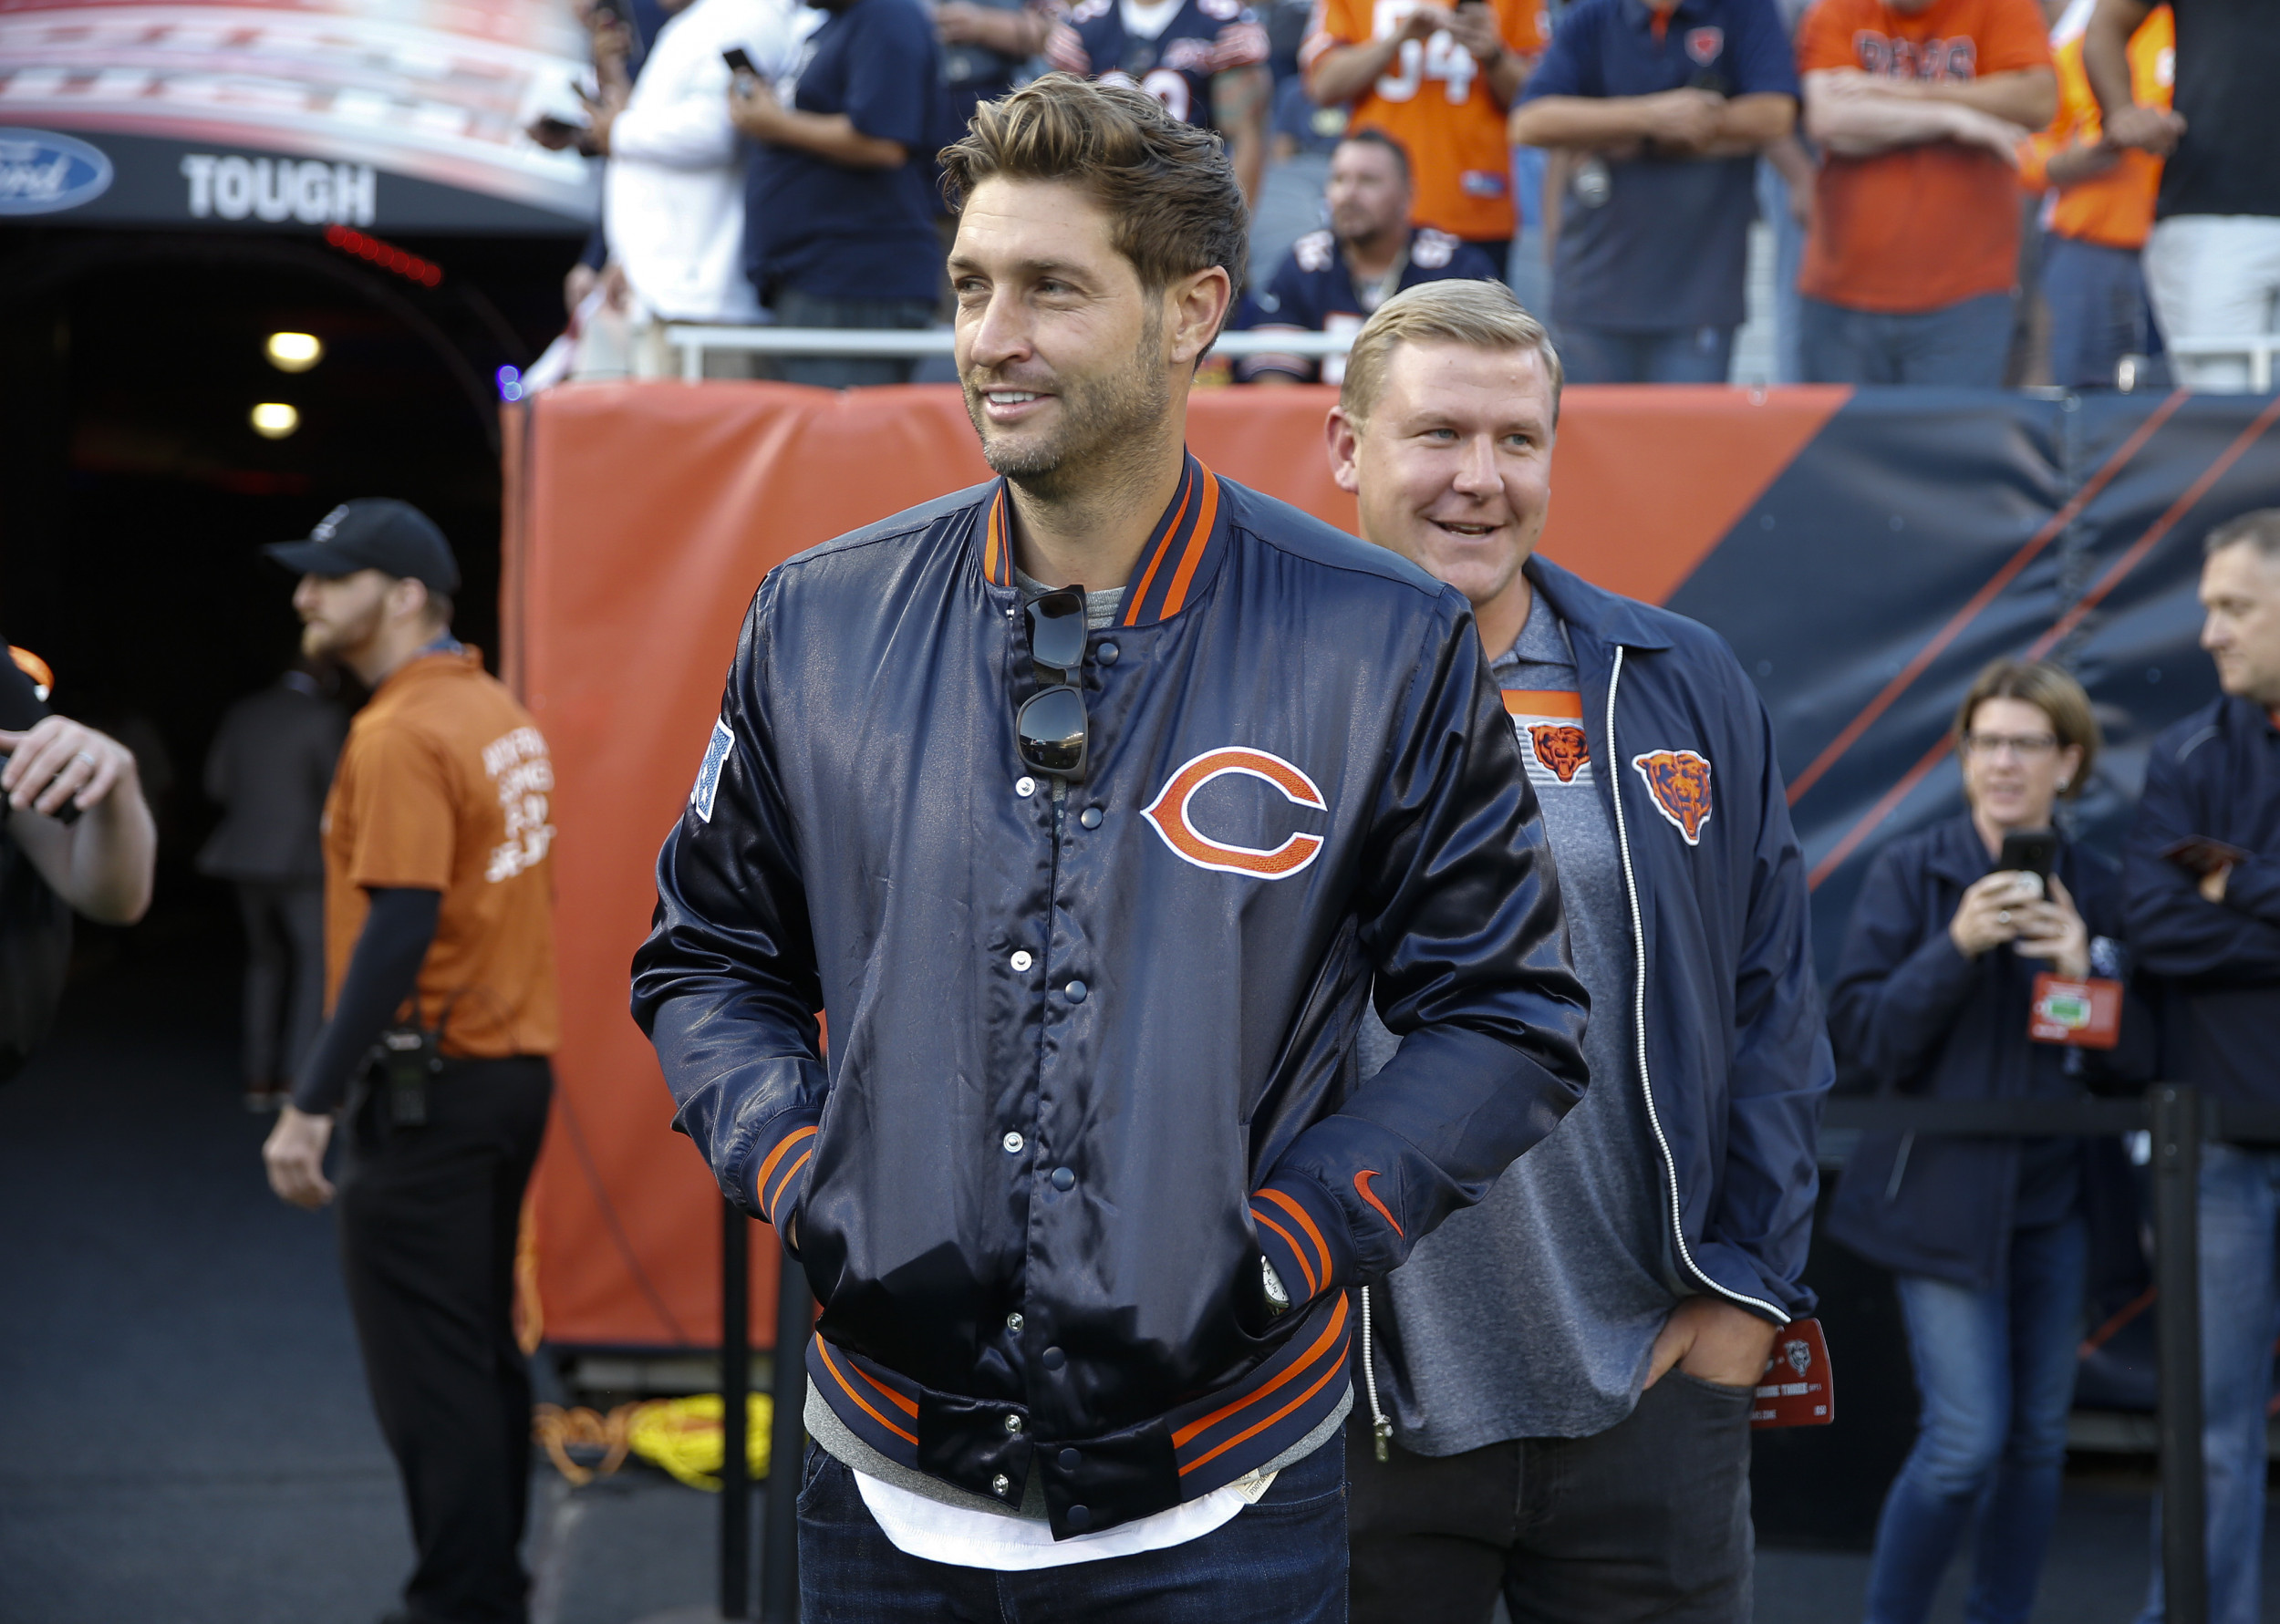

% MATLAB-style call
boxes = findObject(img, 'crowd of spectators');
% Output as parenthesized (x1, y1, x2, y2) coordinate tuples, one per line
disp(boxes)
(537, 0, 2275, 392)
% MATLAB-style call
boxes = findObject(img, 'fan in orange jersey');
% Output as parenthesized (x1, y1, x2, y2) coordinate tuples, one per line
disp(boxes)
(2017, 0, 2171, 388)
(1301, 0, 1548, 266)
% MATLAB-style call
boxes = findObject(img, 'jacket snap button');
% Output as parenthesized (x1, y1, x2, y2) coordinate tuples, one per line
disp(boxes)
(1005, 1310, 1024, 1334)
(1058, 1447, 1081, 1471)
(1002, 1132, 1024, 1153)
(1097, 642, 1119, 665)
(1041, 1346, 1065, 1371)
(992, 1473, 1011, 1496)
(1051, 1166, 1075, 1192)
(1010, 950, 1032, 972)
(1015, 776, 1035, 798)
(1064, 980, 1087, 1002)
(1078, 806, 1103, 830)
(1003, 1413, 1024, 1434)
(1065, 1505, 1092, 1530)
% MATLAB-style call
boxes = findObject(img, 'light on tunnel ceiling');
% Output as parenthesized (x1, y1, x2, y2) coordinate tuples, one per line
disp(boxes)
(251, 402, 301, 439)
(265, 331, 324, 372)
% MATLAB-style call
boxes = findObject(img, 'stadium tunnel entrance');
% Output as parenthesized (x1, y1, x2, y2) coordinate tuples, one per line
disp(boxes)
(0, 223, 581, 957)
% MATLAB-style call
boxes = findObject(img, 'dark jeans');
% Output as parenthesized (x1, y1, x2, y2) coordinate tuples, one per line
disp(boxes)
(1798, 293, 2016, 387)
(1863, 1216, 2087, 1624)
(1558, 323, 1736, 384)
(2042, 236, 2152, 391)
(796, 1432, 1348, 1622)
(338, 1055, 554, 1624)
(233, 877, 323, 1088)
(767, 289, 937, 388)
(1348, 1369, 1756, 1623)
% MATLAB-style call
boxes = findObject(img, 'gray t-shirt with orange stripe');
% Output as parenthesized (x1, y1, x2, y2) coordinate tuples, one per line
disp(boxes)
(1360, 585, 1682, 1449)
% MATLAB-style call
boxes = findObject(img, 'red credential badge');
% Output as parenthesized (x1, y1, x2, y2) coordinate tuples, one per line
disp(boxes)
(2027, 973, 2122, 1049)
(1751, 1318, 1836, 1429)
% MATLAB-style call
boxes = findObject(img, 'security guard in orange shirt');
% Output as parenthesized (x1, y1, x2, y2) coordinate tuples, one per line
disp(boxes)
(260, 500, 558, 1624)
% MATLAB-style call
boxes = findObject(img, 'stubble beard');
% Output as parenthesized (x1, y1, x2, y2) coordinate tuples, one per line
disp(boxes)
(300, 595, 383, 667)
(965, 315, 1170, 505)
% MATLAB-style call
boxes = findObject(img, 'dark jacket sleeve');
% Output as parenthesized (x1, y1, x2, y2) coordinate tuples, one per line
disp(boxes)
(1697, 678, 1834, 1321)
(1830, 842, 1980, 1091)
(291, 887, 440, 1113)
(630, 577, 828, 1240)
(1248, 590, 1591, 1307)
(2122, 729, 2280, 984)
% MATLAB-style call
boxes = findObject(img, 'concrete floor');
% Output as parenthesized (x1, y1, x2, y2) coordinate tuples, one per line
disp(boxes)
(4, 937, 2274, 1623)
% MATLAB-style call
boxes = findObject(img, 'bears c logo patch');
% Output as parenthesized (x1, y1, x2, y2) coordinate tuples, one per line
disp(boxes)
(1632, 749, 1713, 844)
(1142, 747, 1326, 878)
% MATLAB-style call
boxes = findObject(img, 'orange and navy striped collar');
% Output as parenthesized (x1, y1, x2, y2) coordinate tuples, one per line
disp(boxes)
(979, 452, 1228, 628)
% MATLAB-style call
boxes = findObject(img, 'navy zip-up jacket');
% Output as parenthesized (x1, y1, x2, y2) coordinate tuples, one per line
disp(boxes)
(1524, 557, 1833, 1321)
(2122, 696, 2280, 1111)
(1824, 815, 2149, 1290)
(630, 458, 1591, 1538)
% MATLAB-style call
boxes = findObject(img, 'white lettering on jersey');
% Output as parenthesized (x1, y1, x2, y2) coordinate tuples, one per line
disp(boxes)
(482, 725, 555, 883)
(1369, 0, 1476, 103)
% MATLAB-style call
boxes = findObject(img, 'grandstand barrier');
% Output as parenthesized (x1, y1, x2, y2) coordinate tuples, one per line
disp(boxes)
(659, 322, 1355, 380)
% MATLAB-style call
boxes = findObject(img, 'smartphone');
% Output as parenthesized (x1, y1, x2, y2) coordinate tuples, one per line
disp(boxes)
(2161, 834, 2250, 876)
(1997, 828, 2058, 890)
(722, 46, 758, 75)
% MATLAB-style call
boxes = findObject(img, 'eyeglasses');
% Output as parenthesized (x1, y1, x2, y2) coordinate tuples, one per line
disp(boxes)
(1963, 731, 2060, 760)
(1016, 588, 1088, 781)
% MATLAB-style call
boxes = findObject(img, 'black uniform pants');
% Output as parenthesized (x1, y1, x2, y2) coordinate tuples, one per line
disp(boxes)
(1347, 1371, 1756, 1624)
(338, 1054, 553, 1624)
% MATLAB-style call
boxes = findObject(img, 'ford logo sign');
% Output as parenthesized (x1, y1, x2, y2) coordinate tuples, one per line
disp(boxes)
(0, 129, 115, 216)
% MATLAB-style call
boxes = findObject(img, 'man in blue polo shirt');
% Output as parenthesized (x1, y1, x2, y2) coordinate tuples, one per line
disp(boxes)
(731, 0, 943, 386)
(1509, 0, 1798, 383)
(1232, 129, 1502, 386)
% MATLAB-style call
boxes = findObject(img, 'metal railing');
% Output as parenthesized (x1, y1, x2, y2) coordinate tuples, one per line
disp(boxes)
(660, 323, 1355, 383)
(2162, 335, 2280, 394)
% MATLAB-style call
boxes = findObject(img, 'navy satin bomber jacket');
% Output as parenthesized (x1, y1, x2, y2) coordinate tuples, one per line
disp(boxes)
(630, 455, 1591, 1539)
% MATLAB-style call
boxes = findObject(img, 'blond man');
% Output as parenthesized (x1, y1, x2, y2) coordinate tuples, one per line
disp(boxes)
(1326, 280, 1831, 1624)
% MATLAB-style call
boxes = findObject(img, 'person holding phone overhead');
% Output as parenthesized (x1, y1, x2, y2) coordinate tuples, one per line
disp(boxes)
(1828, 657, 2147, 1624)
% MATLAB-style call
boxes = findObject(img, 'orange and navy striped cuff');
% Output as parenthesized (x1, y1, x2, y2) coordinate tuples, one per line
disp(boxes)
(1249, 1174, 1352, 1310)
(748, 1112, 822, 1236)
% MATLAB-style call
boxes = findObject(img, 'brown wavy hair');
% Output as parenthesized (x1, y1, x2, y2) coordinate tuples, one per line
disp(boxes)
(937, 73, 1249, 300)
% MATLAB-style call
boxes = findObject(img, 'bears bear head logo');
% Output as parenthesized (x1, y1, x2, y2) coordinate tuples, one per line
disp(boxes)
(1528, 724, 1590, 783)
(1631, 750, 1714, 844)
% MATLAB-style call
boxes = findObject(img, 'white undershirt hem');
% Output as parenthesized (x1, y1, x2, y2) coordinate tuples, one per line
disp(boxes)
(853, 1465, 1273, 1570)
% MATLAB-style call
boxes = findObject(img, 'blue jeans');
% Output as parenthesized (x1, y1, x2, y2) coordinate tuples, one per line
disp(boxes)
(1798, 293, 2016, 387)
(765, 290, 936, 388)
(1863, 1217, 2088, 1624)
(2043, 236, 2151, 391)
(1558, 323, 1736, 384)
(2138, 1143, 2280, 1624)
(796, 1433, 1348, 1621)
(1757, 156, 1808, 385)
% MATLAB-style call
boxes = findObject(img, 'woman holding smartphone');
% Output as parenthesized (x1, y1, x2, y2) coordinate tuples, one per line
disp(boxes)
(1828, 659, 2141, 1624)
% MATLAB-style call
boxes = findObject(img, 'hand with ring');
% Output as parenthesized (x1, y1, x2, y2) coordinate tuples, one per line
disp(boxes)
(1951, 871, 2030, 959)
(0, 717, 136, 819)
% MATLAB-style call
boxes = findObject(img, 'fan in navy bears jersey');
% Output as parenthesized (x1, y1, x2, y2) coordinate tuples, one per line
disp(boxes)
(1044, 0, 1273, 201)
(1233, 127, 1501, 385)
(631, 75, 1588, 1620)
(1324, 277, 1830, 1624)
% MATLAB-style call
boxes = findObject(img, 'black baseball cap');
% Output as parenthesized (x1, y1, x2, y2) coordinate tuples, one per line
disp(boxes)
(265, 499, 460, 595)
